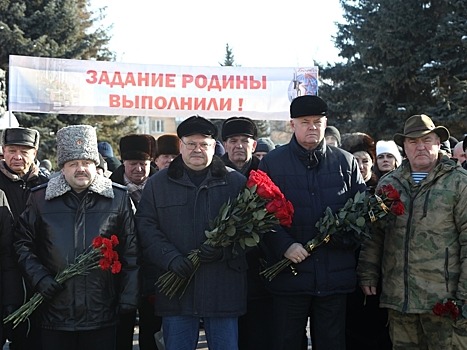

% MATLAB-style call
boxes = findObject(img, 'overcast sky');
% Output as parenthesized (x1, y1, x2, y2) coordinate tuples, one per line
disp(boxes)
(91, 0, 345, 67)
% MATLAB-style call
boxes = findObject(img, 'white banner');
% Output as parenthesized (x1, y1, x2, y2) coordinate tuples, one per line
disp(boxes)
(8, 55, 318, 121)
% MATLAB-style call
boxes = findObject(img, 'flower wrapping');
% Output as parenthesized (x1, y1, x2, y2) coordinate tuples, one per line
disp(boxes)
(260, 184, 405, 281)
(3, 234, 121, 328)
(156, 169, 294, 299)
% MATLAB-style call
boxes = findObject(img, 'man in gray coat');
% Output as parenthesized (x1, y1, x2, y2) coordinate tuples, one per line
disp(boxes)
(136, 115, 247, 350)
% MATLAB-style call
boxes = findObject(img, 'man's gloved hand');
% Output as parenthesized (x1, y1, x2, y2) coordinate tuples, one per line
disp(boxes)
(36, 275, 64, 301)
(117, 303, 136, 315)
(198, 245, 223, 263)
(169, 256, 195, 278)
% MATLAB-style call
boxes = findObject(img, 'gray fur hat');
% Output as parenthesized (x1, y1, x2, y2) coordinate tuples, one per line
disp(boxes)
(56, 125, 100, 168)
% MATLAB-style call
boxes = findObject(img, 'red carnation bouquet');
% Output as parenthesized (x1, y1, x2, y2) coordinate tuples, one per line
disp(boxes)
(156, 169, 294, 299)
(4, 234, 121, 328)
(261, 184, 405, 281)
(433, 299, 467, 321)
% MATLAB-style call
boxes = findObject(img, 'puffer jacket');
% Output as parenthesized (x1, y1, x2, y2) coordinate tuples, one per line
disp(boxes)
(14, 173, 140, 331)
(259, 135, 366, 295)
(358, 155, 467, 313)
(135, 155, 248, 317)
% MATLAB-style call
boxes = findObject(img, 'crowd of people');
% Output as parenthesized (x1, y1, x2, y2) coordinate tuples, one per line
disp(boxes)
(0, 95, 465, 350)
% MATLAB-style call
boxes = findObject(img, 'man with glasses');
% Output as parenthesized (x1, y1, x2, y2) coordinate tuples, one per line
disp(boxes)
(136, 115, 248, 350)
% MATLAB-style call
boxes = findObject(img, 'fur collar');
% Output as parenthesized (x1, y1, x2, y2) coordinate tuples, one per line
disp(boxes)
(167, 155, 227, 180)
(45, 173, 115, 200)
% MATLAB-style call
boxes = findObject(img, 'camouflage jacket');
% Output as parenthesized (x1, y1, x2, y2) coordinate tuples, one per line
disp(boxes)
(357, 154, 467, 314)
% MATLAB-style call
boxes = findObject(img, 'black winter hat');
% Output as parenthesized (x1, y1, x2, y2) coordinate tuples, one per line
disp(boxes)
(177, 115, 218, 139)
(119, 134, 156, 161)
(1, 127, 40, 149)
(290, 95, 327, 118)
(221, 116, 258, 141)
(155, 134, 180, 157)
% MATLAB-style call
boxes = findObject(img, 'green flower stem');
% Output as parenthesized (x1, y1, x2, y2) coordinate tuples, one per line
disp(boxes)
(3, 245, 105, 328)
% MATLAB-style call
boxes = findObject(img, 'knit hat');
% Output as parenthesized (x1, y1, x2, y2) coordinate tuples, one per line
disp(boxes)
(177, 115, 218, 139)
(290, 95, 327, 118)
(394, 114, 449, 147)
(221, 116, 257, 141)
(56, 125, 100, 168)
(1, 127, 40, 149)
(255, 137, 275, 153)
(325, 126, 341, 146)
(155, 134, 180, 157)
(120, 134, 156, 161)
(341, 132, 376, 162)
(376, 140, 402, 166)
(463, 135, 467, 152)
(98, 141, 114, 158)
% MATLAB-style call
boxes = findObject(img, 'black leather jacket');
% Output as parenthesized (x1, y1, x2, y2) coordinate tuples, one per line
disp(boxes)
(14, 174, 139, 331)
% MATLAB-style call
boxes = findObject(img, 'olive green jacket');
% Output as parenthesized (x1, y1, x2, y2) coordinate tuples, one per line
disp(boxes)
(358, 154, 467, 313)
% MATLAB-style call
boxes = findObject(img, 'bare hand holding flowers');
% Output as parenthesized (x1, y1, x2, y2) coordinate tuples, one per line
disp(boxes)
(261, 184, 405, 281)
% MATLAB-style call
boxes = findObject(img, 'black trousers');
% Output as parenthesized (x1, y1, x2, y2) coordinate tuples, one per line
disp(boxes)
(41, 326, 116, 350)
(272, 293, 347, 350)
(138, 297, 162, 350)
(116, 311, 137, 350)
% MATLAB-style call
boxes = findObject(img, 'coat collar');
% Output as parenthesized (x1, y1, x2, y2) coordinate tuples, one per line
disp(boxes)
(45, 172, 115, 200)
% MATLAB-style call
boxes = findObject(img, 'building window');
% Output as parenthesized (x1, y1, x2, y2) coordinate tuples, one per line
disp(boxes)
(150, 119, 164, 133)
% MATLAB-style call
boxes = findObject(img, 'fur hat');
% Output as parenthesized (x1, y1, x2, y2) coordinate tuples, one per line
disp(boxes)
(325, 126, 341, 146)
(177, 115, 218, 139)
(119, 134, 156, 161)
(155, 134, 180, 157)
(56, 125, 100, 168)
(376, 140, 402, 166)
(221, 116, 258, 141)
(255, 137, 275, 153)
(98, 141, 114, 158)
(290, 95, 327, 118)
(394, 114, 449, 147)
(1, 127, 40, 149)
(341, 132, 376, 162)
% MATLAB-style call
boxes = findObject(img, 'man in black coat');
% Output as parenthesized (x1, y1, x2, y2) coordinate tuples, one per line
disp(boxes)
(0, 127, 48, 350)
(259, 96, 366, 350)
(14, 125, 139, 350)
(110, 133, 159, 350)
(220, 116, 273, 350)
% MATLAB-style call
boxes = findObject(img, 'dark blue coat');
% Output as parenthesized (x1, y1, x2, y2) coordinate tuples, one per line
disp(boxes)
(136, 155, 248, 317)
(259, 135, 366, 296)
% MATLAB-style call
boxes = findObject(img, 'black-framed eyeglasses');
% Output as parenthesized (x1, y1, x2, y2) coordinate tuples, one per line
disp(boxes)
(181, 139, 214, 151)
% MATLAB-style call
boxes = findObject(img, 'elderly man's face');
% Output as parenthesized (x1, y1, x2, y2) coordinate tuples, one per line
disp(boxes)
(403, 132, 440, 172)
(123, 160, 151, 185)
(180, 135, 216, 171)
(3, 145, 37, 177)
(62, 159, 97, 192)
(223, 136, 257, 166)
(155, 154, 177, 170)
(291, 116, 327, 151)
